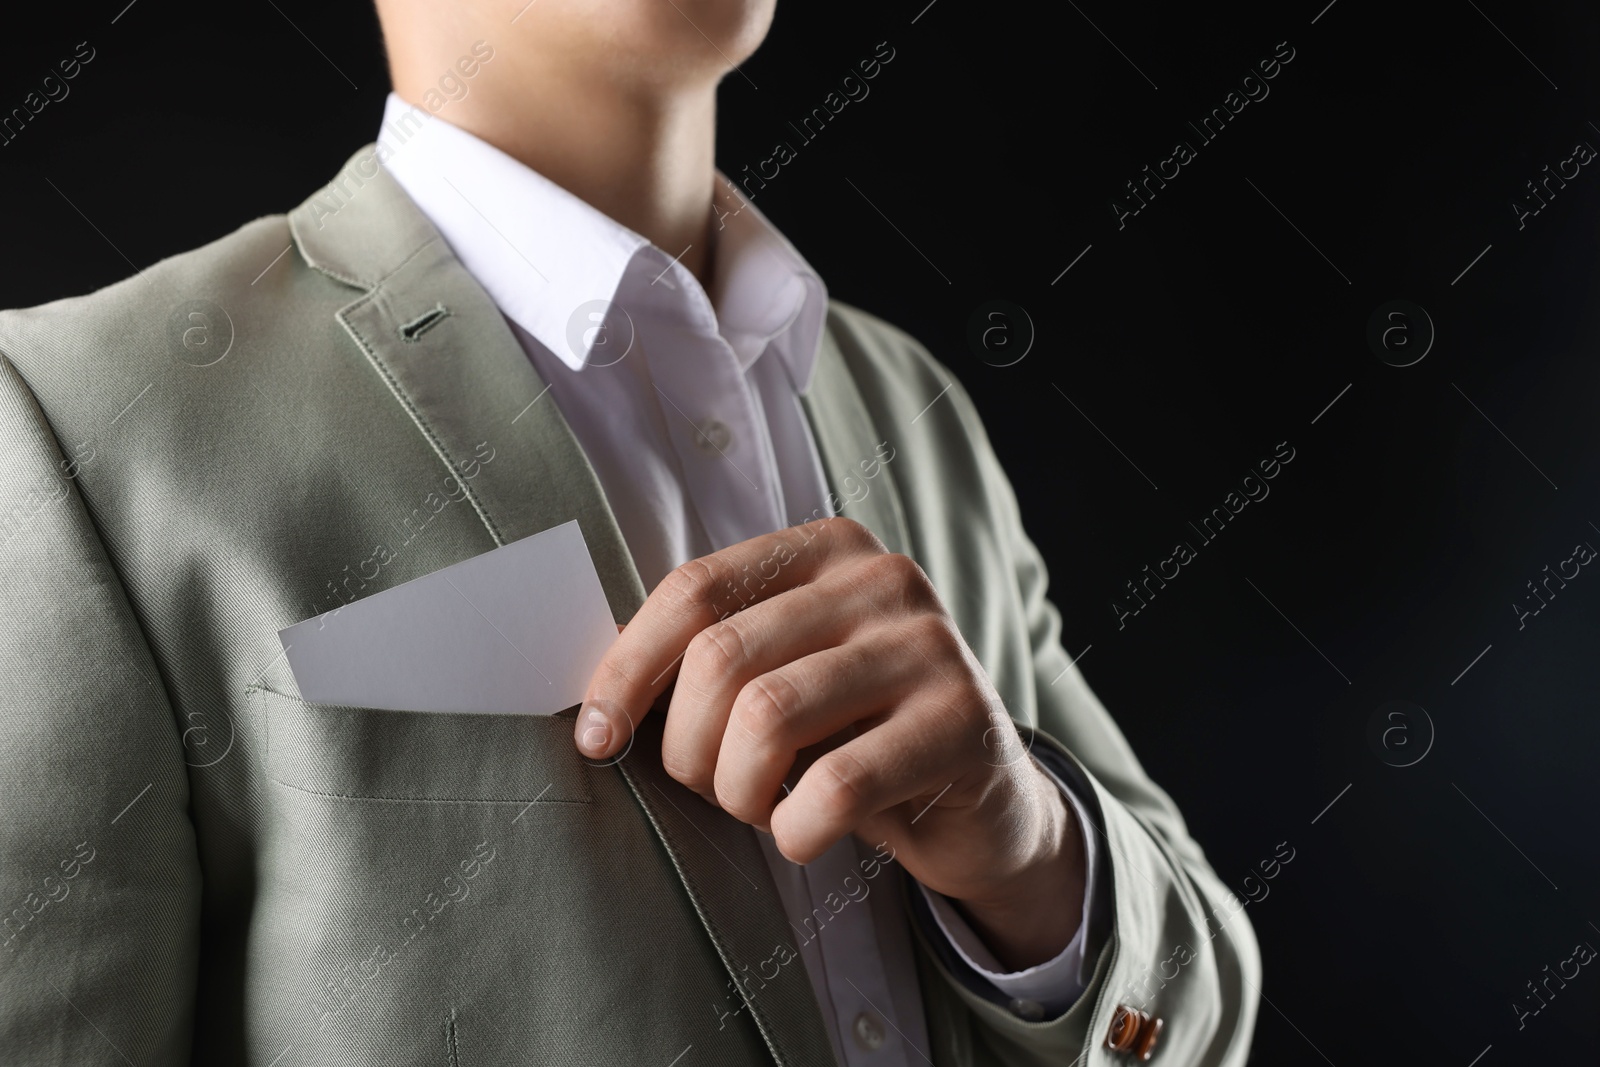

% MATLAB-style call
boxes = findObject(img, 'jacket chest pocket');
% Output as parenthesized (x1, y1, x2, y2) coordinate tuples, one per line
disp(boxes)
(249, 684, 593, 804)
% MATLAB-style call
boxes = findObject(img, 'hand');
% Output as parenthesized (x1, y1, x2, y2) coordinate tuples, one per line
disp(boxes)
(573, 517, 1085, 968)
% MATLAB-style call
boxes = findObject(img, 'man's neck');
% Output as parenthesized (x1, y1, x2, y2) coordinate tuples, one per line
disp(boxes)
(391, 70, 721, 285)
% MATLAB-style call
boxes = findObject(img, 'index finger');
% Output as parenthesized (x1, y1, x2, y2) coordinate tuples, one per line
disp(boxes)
(573, 516, 867, 759)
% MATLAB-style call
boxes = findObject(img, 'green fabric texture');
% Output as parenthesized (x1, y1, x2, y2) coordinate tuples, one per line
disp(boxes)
(0, 146, 1258, 1065)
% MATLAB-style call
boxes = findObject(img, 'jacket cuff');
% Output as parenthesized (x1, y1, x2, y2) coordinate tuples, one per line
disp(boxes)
(912, 745, 1104, 1019)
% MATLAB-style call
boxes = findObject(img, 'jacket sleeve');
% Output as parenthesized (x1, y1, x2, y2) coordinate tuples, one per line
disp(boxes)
(908, 373, 1262, 1067)
(0, 354, 202, 1064)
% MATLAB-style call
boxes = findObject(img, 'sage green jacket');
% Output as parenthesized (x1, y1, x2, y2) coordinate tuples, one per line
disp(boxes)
(0, 147, 1259, 1066)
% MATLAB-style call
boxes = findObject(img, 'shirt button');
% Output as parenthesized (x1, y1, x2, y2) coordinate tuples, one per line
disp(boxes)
(692, 418, 733, 455)
(851, 1010, 887, 1051)
(1009, 998, 1046, 1021)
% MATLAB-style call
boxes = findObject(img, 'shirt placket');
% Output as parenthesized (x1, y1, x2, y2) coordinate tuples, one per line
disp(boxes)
(806, 840, 916, 1066)
(624, 257, 923, 1067)
(637, 317, 783, 556)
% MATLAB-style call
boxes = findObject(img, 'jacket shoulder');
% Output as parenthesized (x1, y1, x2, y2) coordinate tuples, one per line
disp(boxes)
(0, 214, 297, 376)
(824, 298, 955, 402)
(823, 298, 994, 470)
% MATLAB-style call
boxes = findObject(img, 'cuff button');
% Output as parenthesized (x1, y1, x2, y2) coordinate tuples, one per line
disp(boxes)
(1105, 1004, 1163, 1060)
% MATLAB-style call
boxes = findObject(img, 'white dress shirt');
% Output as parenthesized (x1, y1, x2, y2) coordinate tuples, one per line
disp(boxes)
(374, 92, 1099, 1064)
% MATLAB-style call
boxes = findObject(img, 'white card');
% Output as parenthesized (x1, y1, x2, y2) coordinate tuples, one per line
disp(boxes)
(278, 520, 618, 715)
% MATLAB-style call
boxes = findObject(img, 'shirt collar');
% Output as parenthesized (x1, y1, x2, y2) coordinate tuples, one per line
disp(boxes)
(375, 93, 826, 393)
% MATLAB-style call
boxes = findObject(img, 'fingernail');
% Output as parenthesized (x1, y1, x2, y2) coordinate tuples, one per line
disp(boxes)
(579, 705, 611, 756)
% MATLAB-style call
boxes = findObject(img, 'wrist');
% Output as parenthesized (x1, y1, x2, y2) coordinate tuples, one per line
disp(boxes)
(950, 764, 1087, 970)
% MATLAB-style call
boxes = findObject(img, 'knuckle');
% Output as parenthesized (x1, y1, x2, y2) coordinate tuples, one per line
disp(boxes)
(589, 654, 639, 698)
(836, 516, 886, 553)
(661, 558, 720, 618)
(886, 607, 953, 666)
(911, 611, 961, 656)
(890, 553, 939, 603)
(733, 672, 801, 742)
(798, 516, 833, 543)
(861, 551, 935, 607)
(686, 620, 749, 680)
(810, 749, 871, 823)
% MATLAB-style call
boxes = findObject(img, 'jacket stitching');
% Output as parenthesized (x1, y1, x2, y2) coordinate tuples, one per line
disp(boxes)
(336, 288, 505, 547)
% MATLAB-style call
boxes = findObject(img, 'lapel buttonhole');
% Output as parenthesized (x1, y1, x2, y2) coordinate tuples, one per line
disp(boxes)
(399, 303, 453, 343)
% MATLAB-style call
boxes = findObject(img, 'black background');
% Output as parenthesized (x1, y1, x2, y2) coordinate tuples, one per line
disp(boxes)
(4, 1, 1600, 1063)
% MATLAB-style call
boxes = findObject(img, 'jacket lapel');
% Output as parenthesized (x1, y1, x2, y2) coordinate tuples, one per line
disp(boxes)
(801, 325, 913, 557)
(289, 148, 647, 622)
(288, 147, 843, 1065)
